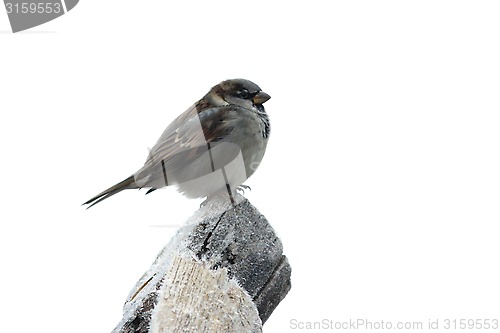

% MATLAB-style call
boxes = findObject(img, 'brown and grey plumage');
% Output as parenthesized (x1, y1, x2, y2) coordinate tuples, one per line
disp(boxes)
(83, 79, 271, 208)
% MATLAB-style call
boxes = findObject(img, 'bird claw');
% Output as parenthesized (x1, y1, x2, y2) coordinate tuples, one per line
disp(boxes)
(199, 186, 250, 207)
(236, 185, 251, 194)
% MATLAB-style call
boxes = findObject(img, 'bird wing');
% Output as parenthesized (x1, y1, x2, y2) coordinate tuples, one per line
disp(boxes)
(134, 103, 247, 188)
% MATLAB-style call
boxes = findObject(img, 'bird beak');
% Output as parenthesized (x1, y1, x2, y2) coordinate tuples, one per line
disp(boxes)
(252, 91, 271, 105)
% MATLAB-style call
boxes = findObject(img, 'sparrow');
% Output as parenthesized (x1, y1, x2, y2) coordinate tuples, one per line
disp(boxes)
(83, 79, 271, 208)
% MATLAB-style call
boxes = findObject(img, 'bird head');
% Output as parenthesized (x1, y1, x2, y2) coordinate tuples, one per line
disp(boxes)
(206, 79, 271, 111)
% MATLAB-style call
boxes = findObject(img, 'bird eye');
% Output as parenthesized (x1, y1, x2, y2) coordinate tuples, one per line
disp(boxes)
(236, 90, 249, 99)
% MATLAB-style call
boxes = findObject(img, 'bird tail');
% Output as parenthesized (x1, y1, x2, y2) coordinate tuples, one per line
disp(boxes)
(83, 175, 136, 209)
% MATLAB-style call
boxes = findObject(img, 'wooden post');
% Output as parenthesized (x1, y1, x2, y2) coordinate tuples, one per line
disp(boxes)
(112, 194, 291, 333)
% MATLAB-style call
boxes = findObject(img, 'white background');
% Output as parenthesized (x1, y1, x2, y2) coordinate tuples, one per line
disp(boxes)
(1, 1, 500, 332)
